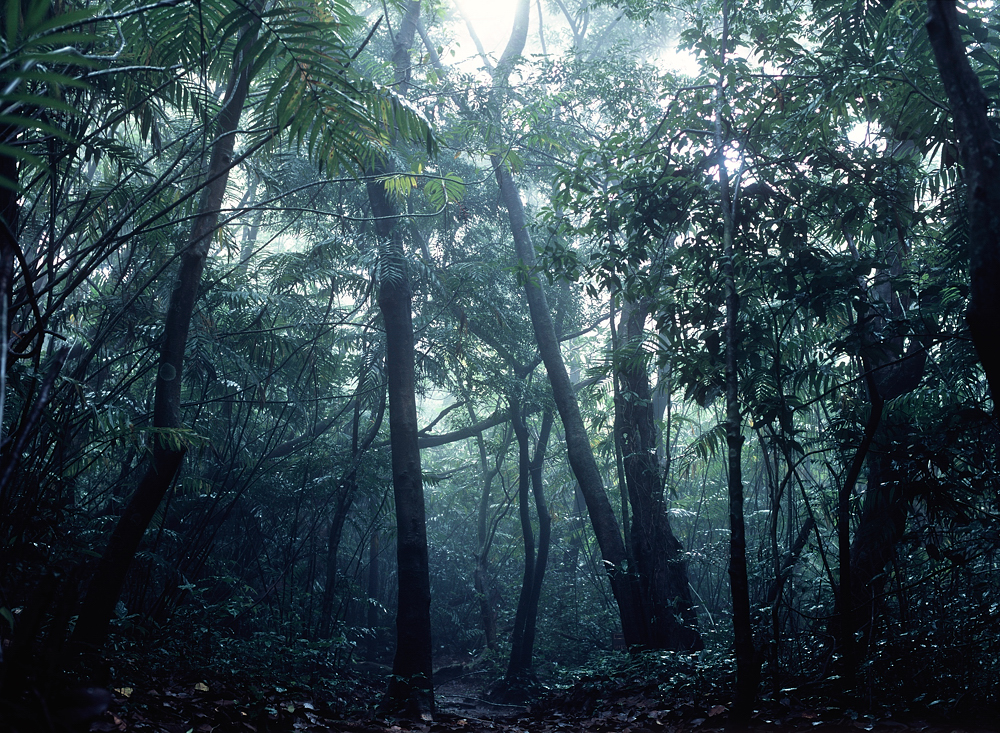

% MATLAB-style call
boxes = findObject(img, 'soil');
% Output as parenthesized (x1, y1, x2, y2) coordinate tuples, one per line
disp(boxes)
(79, 670, 999, 733)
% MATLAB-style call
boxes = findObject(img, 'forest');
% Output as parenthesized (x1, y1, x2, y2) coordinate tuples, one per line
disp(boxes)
(1, 0, 999, 730)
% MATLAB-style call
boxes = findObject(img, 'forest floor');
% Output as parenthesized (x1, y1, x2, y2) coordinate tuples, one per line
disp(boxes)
(84, 667, 999, 733)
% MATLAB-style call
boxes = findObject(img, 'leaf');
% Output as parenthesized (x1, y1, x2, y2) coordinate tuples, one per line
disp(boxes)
(194, 682, 209, 692)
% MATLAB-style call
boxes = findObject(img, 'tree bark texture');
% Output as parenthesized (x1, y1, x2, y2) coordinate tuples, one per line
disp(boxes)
(371, 1, 433, 715)
(368, 176, 434, 715)
(72, 30, 255, 651)
(504, 400, 553, 682)
(493, 159, 646, 647)
(617, 299, 702, 651)
(927, 0, 1000, 404)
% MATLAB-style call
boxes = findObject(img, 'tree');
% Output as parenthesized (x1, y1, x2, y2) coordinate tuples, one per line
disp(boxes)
(926, 0, 1000, 404)
(366, 1, 434, 716)
(66, 0, 433, 653)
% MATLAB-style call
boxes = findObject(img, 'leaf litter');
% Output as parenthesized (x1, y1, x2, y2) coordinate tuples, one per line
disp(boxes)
(86, 671, 998, 733)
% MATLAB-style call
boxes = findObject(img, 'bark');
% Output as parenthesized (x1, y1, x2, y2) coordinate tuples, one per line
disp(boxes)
(506, 398, 536, 680)
(71, 28, 255, 651)
(617, 299, 702, 651)
(372, 1, 433, 715)
(715, 1, 759, 716)
(372, 176, 433, 714)
(927, 0, 1000, 403)
(494, 159, 646, 646)
(469, 401, 505, 652)
(504, 400, 553, 683)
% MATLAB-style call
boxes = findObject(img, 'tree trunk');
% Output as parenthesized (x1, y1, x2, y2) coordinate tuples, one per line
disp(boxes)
(469, 399, 504, 653)
(506, 397, 536, 681)
(927, 0, 1000, 404)
(373, 180, 433, 714)
(617, 298, 702, 651)
(521, 406, 553, 671)
(494, 159, 646, 646)
(715, 2, 759, 714)
(370, 2, 433, 715)
(72, 28, 255, 651)
(504, 399, 554, 685)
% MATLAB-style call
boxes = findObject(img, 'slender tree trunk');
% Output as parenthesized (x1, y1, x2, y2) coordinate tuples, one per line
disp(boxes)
(714, 2, 759, 715)
(469, 400, 503, 652)
(520, 406, 553, 671)
(500, 396, 553, 697)
(494, 159, 646, 646)
(371, 1, 433, 715)
(506, 397, 536, 680)
(373, 185, 433, 713)
(319, 377, 386, 637)
(72, 29, 256, 651)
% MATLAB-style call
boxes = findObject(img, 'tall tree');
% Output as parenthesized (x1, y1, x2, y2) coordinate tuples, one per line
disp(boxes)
(490, 0, 648, 648)
(714, 0, 759, 714)
(926, 0, 1000, 404)
(72, 18, 260, 651)
(367, 0, 434, 716)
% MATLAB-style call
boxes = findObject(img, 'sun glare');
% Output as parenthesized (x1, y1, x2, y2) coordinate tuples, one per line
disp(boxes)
(452, 0, 521, 58)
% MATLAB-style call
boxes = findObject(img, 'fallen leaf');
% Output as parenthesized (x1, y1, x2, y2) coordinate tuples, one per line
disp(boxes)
(708, 705, 727, 717)
(195, 682, 210, 692)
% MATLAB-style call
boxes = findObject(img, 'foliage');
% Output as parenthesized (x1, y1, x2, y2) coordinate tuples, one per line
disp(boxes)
(1, 0, 1000, 726)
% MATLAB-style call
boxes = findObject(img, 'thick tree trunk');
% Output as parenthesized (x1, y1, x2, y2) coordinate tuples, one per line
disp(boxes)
(370, 2, 433, 715)
(927, 0, 1000, 403)
(617, 299, 702, 651)
(494, 159, 646, 646)
(72, 31, 255, 651)
(368, 175, 433, 714)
